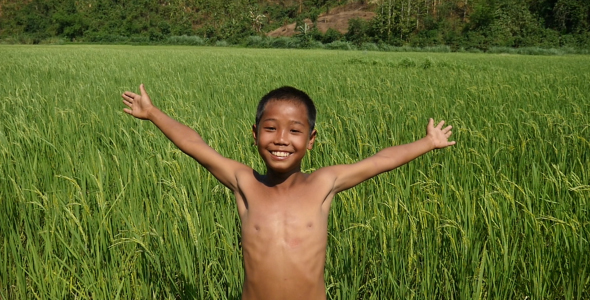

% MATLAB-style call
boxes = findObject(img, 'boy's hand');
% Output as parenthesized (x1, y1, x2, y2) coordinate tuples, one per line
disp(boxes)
(426, 118, 456, 149)
(121, 84, 155, 120)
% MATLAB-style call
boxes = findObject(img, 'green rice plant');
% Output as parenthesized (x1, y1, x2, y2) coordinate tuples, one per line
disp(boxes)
(0, 45, 588, 299)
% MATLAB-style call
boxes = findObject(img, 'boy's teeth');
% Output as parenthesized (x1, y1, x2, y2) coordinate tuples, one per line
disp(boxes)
(272, 151, 290, 157)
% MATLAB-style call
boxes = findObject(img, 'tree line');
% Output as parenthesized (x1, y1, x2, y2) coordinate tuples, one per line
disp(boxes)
(0, 0, 588, 50)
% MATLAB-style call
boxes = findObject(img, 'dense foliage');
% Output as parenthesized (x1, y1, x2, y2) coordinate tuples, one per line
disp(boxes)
(0, 0, 588, 49)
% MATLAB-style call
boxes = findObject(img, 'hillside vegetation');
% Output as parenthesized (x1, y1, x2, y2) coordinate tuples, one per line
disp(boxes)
(0, 0, 589, 49)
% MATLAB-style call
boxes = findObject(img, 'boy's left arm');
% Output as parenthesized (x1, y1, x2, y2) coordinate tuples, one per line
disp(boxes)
(324, 118, 455, 194)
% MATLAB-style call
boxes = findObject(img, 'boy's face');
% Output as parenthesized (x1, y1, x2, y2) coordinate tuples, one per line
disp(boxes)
(252, 100, 316, 174)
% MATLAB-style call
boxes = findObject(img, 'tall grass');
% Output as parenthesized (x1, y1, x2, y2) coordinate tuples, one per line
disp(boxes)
(0, 45, 589, 299)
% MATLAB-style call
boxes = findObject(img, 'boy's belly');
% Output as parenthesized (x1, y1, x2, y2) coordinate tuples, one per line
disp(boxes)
(240, 223, 328, 300)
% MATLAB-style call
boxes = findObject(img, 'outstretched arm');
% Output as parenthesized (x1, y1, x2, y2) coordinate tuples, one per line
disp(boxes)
(121, 84, 249, 191)
(323, 118, 455, 193)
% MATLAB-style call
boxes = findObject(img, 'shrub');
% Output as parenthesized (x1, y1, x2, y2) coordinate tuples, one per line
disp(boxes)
(398, 57, 417, 67)
(303, 40, 324, 49)
(85, 33, 129, 44)
(166, 35, 205, 46)
(325, 41, 356, 50)
(377, 43, 398, 52)
(422, 45, 451, 53)
(215, 40, 229, 47)
(245, 36, 264, 47)
(360, 42, 380, 51)
(322, 28, 343, 44)
(422, 57, 434, 69)
(270, 37, 299, 48)
(129, 36, 150, 44)
(487, 46, 565, 56)
(345, 18, 370, 46)
(39, 37, 66, 45)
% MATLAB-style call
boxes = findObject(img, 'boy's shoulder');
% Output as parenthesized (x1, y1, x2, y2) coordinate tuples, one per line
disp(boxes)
(302, 166, 342, 191)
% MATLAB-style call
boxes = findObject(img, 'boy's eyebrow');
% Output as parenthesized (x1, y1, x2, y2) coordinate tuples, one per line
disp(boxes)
(261, 118, 306, 126)
(290, 120, 305, 126)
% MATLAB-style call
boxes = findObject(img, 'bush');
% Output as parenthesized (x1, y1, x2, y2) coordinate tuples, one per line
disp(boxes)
(325, 41, 356, 50)
(215, 40, 229, 47)
(244, 36, 265, 47)
(398, 58, 417, 68)
(270, 37, 299, 48)
(360, 42, 380, 51)
(322, 28, 343, 44)
(302, 40, 324, 49)
(539, 29, 560, 48)
(129, 35, 150, 44)
(39, 37, 66, 45)
(0, 35, 43, 44)
(166, 35, 205, 46)
(488, 46, 565, 56)
(422, 57, 434, 69)
(377, 43, 398, 51)
(345, 18, 370, 46)
(410, 29, 441, 47)
(85, 33, 129, 44)
(560, 34, 578, 48)
(422, 45, 451, 53)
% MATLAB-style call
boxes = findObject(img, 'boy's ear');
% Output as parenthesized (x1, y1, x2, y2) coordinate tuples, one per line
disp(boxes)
(252, 125, 258, 145)
(307, 129, 317, 150)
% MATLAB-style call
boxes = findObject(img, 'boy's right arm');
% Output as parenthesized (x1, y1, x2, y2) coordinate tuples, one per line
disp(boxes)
(317, 118, 455, 195)
(122, 84, 249, 191)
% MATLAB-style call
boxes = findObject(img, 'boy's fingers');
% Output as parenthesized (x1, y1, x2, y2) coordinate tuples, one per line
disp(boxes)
(122, 91, 137, 100)
(122, 99, 132, 108)
(140, 84, 147, 96)
(123, 108, 132, 115)
(443, 125, 452, 133)
(436, 120, 445, 129)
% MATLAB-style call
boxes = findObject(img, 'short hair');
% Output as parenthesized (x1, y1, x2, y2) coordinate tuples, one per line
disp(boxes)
(255, 86, 317, 132)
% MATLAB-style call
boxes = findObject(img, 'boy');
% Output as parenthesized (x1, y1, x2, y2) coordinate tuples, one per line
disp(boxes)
(121, 84, 455, 300)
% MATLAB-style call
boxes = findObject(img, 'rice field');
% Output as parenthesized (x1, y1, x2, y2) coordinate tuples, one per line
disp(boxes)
(0, 45, 589, 299)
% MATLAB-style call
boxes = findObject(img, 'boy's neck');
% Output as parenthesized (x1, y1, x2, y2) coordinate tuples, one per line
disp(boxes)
(262, 166, 304, 187)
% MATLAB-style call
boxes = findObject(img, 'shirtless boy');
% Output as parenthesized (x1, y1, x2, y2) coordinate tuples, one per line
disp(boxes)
(121, 84, 455, 300)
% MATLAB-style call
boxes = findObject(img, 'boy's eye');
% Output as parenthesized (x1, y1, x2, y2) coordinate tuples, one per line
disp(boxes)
(290, 129, 301, 133)
(265, 127, 276, 131)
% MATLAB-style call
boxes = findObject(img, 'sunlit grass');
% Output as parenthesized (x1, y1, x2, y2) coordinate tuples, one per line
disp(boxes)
(0, 45, 589, 299)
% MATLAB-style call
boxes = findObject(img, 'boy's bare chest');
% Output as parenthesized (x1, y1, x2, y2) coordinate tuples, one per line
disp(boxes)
(238, 180, 331, 252)
(238, 177, 331, 211)
(234, 174, 333, 226)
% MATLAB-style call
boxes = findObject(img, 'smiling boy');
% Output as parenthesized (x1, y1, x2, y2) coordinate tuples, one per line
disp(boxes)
(121, 84, 455, 300)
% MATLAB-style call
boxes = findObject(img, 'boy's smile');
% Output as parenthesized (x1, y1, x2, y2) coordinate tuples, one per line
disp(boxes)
(253, 100, 316, 176)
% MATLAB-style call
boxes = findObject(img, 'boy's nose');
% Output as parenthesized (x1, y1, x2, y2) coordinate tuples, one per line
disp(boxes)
(273, 129, 289, 145)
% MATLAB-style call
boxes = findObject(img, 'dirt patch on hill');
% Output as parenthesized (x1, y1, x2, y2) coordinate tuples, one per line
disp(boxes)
(266, 4, 375, 37)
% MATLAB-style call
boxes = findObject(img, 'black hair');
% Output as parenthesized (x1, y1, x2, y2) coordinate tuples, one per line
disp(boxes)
(255, 86, 317, 132)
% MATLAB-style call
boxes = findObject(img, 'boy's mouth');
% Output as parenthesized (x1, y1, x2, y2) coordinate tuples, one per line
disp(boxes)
(270, 151, 291, 158)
